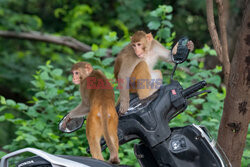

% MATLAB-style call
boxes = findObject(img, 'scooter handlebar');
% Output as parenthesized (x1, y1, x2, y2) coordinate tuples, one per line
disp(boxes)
(182, 80, 207, 98)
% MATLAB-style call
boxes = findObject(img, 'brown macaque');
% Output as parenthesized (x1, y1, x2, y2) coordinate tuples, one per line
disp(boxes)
(61, 62, 120, 164)
(114, 31, 194, 115)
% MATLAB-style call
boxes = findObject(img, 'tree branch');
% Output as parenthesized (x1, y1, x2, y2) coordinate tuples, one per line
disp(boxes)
(216, 0, 230, 85)
(206, 0, 223, 62)
(206, 0, 230, 85)
(0, 30, 112, 56)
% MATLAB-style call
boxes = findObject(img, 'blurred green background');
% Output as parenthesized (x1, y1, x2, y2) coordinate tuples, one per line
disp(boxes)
(0, 0, 249, 166)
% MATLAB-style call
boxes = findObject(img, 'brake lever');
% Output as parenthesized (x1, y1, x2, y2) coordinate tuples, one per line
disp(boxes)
(186, 90, 211, 99)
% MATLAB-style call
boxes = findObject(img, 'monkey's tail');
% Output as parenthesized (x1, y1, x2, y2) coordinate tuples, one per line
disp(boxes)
(101, 103, 118, 154)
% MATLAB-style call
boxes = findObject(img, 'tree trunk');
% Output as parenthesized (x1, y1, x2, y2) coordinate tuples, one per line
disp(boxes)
(227, 0, 246, 60)
(217, 0, 250, 166)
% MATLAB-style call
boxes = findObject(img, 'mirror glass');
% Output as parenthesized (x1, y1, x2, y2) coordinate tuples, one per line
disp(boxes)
(172, 37, 189, 64)
(59, 114, 84, 133)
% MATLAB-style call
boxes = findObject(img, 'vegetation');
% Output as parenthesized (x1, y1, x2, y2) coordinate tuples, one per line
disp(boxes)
(0, 0, 249, 166)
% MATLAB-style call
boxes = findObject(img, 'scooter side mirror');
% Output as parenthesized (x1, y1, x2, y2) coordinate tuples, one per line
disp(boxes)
(59, 114, 85, 133)
(172, 37, 190, 64)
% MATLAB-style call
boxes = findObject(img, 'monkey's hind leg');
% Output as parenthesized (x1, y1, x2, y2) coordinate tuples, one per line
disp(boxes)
(103, 105, 120, 164)
(131, 61, 151, 99)
(150, 69, 163, 95)
(86, 108, 104, 161)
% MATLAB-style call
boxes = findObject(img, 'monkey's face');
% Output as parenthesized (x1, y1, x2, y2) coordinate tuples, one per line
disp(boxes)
(72, 69, 83, 85)
(131, 32, 153, 58)
(132, 41, 145, 58)
(72, 64, 93, 85)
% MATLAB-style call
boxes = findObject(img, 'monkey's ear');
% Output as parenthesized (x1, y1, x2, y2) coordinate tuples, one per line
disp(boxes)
(146, 33, 153, 42)
(130, 36, 133, 41)
(85, 63, 93, 74)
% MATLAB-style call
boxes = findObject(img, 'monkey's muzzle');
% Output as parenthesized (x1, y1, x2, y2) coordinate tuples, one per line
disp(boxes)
(59, 114, 85, 133)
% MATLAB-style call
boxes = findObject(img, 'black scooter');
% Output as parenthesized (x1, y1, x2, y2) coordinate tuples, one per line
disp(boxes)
(0, 38, 231, 167)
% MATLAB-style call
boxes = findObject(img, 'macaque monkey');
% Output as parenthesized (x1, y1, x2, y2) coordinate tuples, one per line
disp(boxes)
(61, 62, 120, 164)
(114, 31, 194, 115)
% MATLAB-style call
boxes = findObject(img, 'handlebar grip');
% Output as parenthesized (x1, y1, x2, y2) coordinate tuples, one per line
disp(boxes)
(182, 81, 207, 97)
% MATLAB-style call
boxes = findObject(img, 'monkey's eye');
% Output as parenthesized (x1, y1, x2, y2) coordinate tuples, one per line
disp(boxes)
(74, 71, 79, 75)
(132, 44, 136, 47)
(137, 43, 141, 46)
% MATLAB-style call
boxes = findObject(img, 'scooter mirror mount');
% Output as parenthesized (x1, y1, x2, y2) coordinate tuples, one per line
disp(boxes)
(171, 37, 190, 80)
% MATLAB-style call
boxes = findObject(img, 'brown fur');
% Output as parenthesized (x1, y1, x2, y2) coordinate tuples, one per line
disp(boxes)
(63, 62, 120, 164)
(131, 31, 147, 43)
(114, 31, 173, 115)
(129, 61, 151, 99)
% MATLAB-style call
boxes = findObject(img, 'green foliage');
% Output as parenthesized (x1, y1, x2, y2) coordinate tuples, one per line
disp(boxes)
(242, 125, 250, 167)
(0, 0, 211, 99)
(168, 46, 225, 138)
(147, 5, 174, 43)
(0, 58, 138, 165)
(0, 61, 85, 155)
(0, 2, 249, 166)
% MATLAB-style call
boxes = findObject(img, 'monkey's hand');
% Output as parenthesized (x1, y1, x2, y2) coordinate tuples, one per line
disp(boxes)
(61, 116, 71, 130)
(187, 41, 194, 51)
(172, 42, 179, 55)
(118, 100, 129, 116)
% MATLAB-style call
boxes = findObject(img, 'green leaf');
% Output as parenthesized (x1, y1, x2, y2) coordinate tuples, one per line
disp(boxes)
(27, 107, 39, 117)
(209, 49, 217, 56)
(199, 62, 204, 69)
(104, 32, 117, 42)
(46, 60, 51, 66)
(6, 99, 16, 106)
(95, 48, 107, 57)
(195, 49, 204, 54)
(0, 106, 7, 112)
(82, 52, 95, 59)
(147, 21, 161, 30)
(24, 134, 38, 144)
(166, 15, 173, 20)
(67, 57, 77, 64)
(150, 10, 161, 17)
(203, 44, 211, 53)
(212, 66, 222, 73)
(0, 115, 5, 122)
(164, 5, 173, 13)
(157, 28, 170, 40)
(48, 133, 59, 142)
(40, 71, 50, 80)
(0, 96, 6, 104)
(54, 8, 66, 18)
(193, 99, 205, 104)
(5, 113, 14, 119)
(35, 91, 46, 98)
(190, 60, 198, 66)
(162, 20, 173, 28)
(102, 58, 114, 66)
(207, 75, 221, 87)
(47, 88, 58, 98)
(17, 103, 28, 110)
(91, 44, 99, 51)
(52, 69, 63, 76)
(112, 45, 123, 55)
